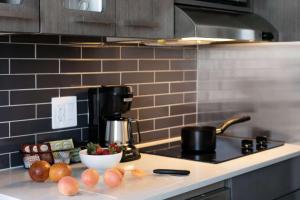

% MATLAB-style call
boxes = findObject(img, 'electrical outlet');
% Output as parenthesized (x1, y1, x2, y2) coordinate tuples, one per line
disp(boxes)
(52, 96, 77, 129)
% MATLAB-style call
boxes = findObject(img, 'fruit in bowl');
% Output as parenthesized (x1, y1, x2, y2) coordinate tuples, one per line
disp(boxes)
(80, 143, 123, 170)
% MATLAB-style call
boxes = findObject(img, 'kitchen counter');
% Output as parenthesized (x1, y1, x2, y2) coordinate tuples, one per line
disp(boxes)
(1, 141, 300, 200)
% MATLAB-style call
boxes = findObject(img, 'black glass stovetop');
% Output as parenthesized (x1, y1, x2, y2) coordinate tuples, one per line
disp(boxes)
(139, 136, 284, 164)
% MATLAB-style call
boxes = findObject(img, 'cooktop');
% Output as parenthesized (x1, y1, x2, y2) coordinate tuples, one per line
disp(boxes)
(139, 136, 284, 164)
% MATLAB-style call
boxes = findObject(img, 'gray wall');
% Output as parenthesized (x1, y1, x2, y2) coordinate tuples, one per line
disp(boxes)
(197, 42, 300, 143)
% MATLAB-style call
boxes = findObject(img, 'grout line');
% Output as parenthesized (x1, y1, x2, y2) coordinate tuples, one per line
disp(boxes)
(0, 69, 197, 76)
(8, 58, 10, 74)
(0, 127, 87, 141)
(8, 90, 10, 106)
(8, 153, 11, 168)
(35, 74, 37, 88)
(8, 122, 10, 137)
(34, 43, 37, 59)
(35, 104, 37, 119)
(58, 59, 61, 73)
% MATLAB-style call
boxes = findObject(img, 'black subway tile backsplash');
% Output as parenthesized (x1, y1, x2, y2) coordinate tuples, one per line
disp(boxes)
(0, 105, 35, 122)
(37, 74, 81, 88)
(10, 89, 59, 105)
(102, 60, 138, 72)
(122, 72, 154, 84)
(0, 75, 35, 90)
(0, 59, 9, 74)
(61, 60, 101, 73)
(0, 35, 197, 170)
(0, 91, 8, 106)
(11, 34, 59, 44)
(37, 129, 82, 144)
(11, 118, 52, 137)
(155, 48, 183, 59)
(37, 45, 81, 58)
(0, 35, 9, 43)
(0, 123, 9, 138)
(61, 35, 103, 44)
(11, 152, 23, 167)
(60, 88, 88, 100)
(11, 60, 59, 74)
(0, 135, 35, 154)
(82, 47, 120, 59)
(121, 47, 154, 59)
(0, 154, 9, 169)
(171, 60, 197, 70)
(139, 60, 169, 71)
(82, 73, 120, 86)
(0, 43, 34, 58)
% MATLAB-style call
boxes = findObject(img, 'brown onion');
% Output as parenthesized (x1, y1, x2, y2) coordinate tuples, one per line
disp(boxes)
(49, 163, 72, 182)
(28, 160, 51, 182)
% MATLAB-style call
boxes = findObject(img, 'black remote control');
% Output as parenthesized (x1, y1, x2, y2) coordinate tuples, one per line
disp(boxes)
(153, 169, 190, 176)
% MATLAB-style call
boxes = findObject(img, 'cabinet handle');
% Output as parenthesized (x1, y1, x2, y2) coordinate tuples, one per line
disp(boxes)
(123, 20, 158, 28)
(0, 10, 35, 19)
(74, 16, 116, 26)
(74, 17, 115, 25)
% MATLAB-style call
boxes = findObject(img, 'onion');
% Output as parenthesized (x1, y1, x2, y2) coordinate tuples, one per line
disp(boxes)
(57, 176, 79, 196)
(28, 160, 51, 182)
(104, 168, 123, 188)
(49, 163, 72, 182)
(81, 169, 100, 188)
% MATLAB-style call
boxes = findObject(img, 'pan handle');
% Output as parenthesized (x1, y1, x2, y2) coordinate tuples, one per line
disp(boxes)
(216, 116, 251, 135)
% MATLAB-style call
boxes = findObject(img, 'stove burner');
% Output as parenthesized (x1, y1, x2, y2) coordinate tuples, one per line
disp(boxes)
(139, 136, 284, 164)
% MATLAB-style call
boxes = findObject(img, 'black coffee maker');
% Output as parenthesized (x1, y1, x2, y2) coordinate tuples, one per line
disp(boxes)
(88, 86, 141, 162)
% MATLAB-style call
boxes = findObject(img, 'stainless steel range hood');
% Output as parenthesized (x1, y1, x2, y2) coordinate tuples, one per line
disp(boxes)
(174, 5, 278, 43)
(107, 4, 278, 46)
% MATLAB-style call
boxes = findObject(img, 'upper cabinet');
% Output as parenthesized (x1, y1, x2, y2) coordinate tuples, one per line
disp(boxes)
(40, 0, 116, 36)
(116, 0, 174, 39)
(0, 0, 39, 33)
(0, 0, 174, 39)
(253, 0, 300, 41)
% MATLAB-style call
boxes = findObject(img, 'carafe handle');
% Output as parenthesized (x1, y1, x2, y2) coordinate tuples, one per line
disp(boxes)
(128, 118, 141, 145)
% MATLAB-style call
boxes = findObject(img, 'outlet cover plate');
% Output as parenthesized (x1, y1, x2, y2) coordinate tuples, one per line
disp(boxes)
(52, 96, 77, 129)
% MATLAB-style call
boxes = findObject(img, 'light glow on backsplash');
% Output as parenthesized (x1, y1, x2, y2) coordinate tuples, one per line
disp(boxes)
(197, 42, 300, 143)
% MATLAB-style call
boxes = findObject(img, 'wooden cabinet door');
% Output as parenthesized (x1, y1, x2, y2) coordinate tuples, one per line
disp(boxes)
(40, 0, 116, 36)
(253, 0, 299, 41)
(0, 0, 39, 33)
(116, 0, 174, 39)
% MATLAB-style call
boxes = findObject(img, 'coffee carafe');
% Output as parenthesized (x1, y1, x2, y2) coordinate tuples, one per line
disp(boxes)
(88, 86, 141, 162)
(105, 118, 141, 146)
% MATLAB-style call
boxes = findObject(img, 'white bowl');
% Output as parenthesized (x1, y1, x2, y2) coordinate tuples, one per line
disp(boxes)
(79, 149, 122, 170)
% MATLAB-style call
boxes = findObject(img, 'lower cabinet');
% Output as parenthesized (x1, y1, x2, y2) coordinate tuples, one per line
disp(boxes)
(168, 156, 300, 200)
(278, 190, 300, 200)
(167, 181, 230, 200)
(230, 156, 300, 200)
(189, 188, 230, 200)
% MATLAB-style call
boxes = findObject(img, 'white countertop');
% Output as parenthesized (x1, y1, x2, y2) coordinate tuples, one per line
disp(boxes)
(1, 140, 300, 200)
